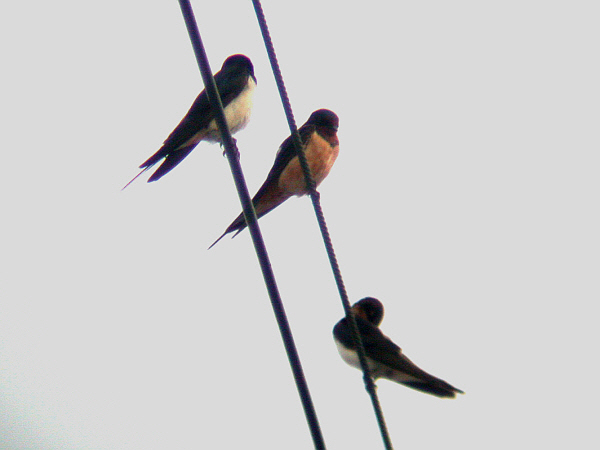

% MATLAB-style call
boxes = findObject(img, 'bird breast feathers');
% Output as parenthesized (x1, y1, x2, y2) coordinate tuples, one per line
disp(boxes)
(204, 77, 256, 142)
(278, 131, 339, 195)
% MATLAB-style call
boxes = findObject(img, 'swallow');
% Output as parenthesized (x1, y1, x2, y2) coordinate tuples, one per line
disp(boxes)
(208, 108, 340, 248)
(124, 54, 256, 187)
(333, 297, 464, 398)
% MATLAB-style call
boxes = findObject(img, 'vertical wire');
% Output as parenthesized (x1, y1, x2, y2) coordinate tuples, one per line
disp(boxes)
(250, 1, 394, 449)
(177, 2, 326, 449)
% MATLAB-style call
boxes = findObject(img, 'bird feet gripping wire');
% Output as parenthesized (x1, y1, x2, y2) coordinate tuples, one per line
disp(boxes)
(221, 138, 240, 160)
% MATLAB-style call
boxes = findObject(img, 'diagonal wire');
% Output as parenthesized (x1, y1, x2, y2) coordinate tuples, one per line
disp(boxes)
(250, 1, 394, 449)
(176, 1, 326, 449)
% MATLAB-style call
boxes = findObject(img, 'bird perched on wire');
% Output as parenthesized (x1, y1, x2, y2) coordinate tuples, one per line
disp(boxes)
(124, 54, 256, 187)
(333, 297, 464, 398)
(208, 108, 339, 248)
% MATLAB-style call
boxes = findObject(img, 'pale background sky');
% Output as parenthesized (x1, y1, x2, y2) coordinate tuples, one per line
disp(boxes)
(1, 1, 599, 449)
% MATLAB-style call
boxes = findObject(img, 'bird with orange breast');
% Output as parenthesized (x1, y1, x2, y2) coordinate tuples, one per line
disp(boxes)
(209, 108, 339, 248)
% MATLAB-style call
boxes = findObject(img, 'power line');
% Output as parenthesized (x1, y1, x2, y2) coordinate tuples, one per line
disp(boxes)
(176, 1, 326, 449)
(250, 1, 394, 449)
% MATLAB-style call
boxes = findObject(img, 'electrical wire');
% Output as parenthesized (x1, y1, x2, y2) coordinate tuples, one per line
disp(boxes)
(177, 1, 327, 449)
(250, 1, 394, 449)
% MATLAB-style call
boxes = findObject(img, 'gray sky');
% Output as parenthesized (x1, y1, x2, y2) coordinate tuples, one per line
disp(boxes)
(1, 1, 598, 449)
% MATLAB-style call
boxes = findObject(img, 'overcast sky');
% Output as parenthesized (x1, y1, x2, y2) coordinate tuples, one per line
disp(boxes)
(1, 1, 599, 449)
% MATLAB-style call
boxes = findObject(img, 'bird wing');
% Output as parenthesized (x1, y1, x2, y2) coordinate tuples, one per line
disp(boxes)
(141, 64, 252, 169)
(250, 122, 316, 206)
(207, 123, 316, 247)
(335, 317, 434, 381)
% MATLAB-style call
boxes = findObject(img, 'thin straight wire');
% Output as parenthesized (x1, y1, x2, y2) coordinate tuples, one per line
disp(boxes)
(250, 2, 394, 449)
(176, 2, 326, 449)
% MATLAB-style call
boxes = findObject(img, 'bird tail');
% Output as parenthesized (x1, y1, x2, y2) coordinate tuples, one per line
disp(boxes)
(146, 145, 196, 182)
(122, 166, 151, 190)
(208, 213, 247, 249)
(399, 376, 464, 399)
(207, 190, 292, 249)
